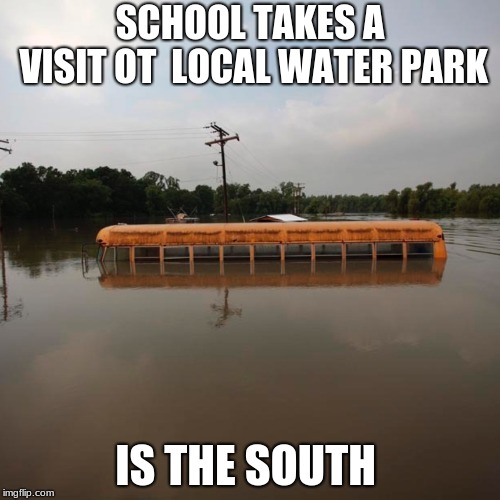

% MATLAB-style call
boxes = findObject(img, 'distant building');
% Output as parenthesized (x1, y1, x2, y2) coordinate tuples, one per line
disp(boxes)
(250, 214, 308, 223)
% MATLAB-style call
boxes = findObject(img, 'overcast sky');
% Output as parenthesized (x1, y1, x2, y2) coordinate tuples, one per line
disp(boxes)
(0, 0, 498, 195)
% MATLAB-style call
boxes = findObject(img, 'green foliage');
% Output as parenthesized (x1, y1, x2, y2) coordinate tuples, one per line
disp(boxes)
(1, 163, 499, 218)
(145, 184, 166, 215)
(385, 183, 500, 217)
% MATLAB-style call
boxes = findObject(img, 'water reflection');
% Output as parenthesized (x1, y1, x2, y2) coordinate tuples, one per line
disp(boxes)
(96, 259, 446, 336)
(3, 223, 95, 277)
(0, 231, 23, 323)
(210, 288, 243, 328)
(97, 258, 445, 289)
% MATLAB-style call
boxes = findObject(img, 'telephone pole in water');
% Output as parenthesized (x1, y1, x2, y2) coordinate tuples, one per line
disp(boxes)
(205, 123, 239, 223)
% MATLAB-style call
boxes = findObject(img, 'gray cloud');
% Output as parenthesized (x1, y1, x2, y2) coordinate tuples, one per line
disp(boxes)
(1, 0, 498, 195)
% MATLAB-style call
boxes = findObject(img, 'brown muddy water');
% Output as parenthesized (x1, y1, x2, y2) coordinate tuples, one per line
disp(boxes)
(0, 218, 499, 499)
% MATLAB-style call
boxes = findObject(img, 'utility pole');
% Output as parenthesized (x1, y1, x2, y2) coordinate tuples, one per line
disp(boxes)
(0, 139, 12, 155)
(0, 140, 11, 321)
(0, 140, 13, 233)
(205, 123, 239, 223)
(293, 183, 305, 215)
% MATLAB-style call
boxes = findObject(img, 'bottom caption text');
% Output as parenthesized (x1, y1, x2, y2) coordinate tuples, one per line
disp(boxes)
(117, 443, 376, 488)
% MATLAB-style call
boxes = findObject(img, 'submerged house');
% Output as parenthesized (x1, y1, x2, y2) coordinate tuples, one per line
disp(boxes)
(250, 214, 308, 223)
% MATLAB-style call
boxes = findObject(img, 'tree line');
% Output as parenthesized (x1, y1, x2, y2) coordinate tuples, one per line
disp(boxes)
(0, 163, 499, 219)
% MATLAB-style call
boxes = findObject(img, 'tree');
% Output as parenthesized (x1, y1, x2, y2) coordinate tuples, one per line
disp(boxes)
(145, 185, 166, 215)
(194, 185, 215, 214)
(67, 178, 112, 216)
(398, 188, 412, 215)
(386, 189, 399, 215)
(166, 176, 180, 190)
(141, 171, 168, 189)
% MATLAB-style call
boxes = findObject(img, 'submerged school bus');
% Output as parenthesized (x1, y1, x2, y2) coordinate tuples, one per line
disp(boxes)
(96, 220, 447, 263)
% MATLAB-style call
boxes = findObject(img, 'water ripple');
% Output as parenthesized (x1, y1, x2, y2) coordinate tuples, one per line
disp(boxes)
(438, 218, 500, 257)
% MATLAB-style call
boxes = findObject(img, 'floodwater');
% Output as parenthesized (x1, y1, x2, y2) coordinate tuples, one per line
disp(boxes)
(0, 218, 499, 499)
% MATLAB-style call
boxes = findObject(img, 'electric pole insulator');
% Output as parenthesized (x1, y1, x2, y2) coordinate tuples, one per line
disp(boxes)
(0, 139, 12, 155)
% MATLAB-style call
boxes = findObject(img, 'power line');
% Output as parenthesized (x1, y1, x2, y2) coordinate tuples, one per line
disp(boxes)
(179, 176, 217, 184)
(224, 144, 278, 187)
(0, 126, 205, 136)
(110, 152, 217, 169)
(199, 117, 283, 186)
(16, 134, 207, 140)
(238, 140, 282, 184)
(10, 131, 208, 138)
(14, 138, 203, 143)
(223, 151, 267, 188)
(0, 127, 212, 147)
